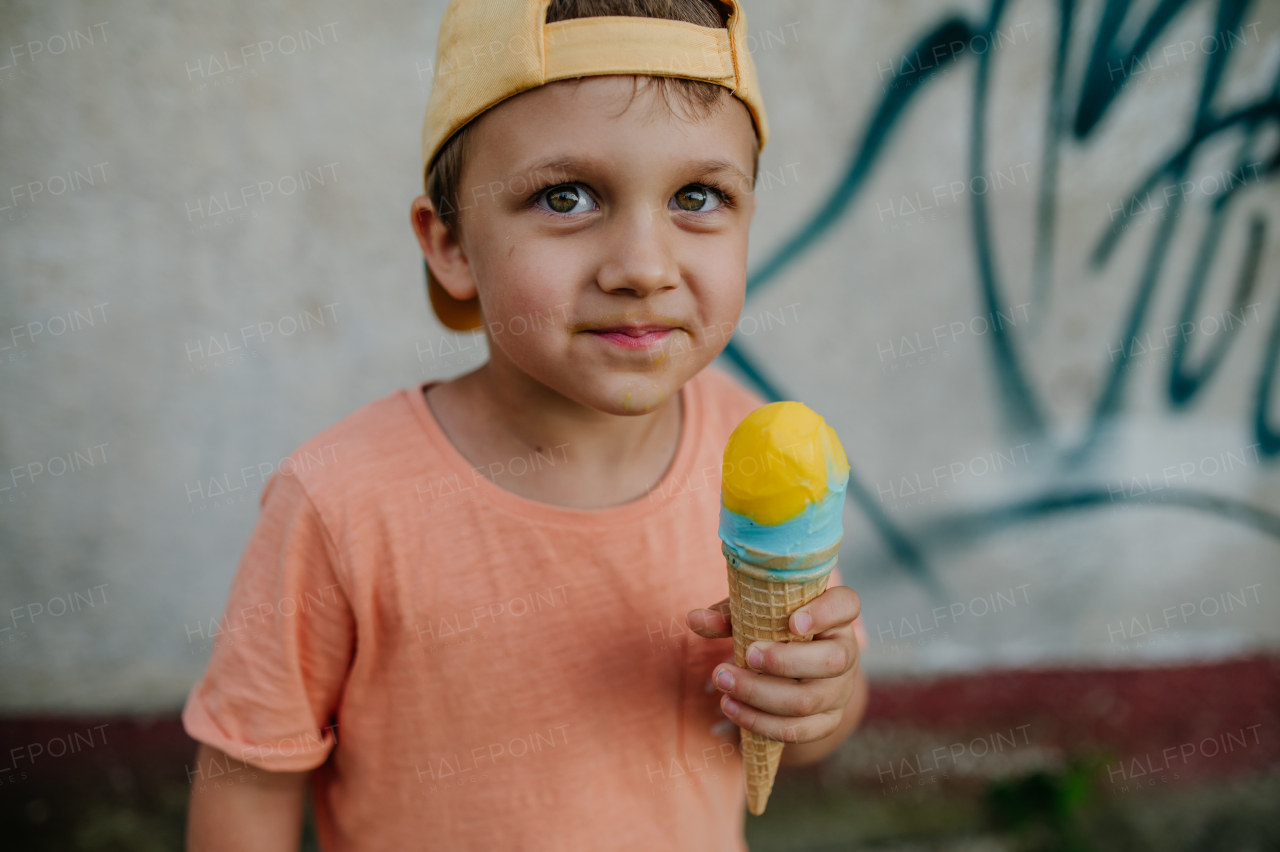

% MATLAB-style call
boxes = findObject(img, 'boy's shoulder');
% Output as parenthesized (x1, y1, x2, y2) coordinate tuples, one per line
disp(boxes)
(275, 386, 432, 503)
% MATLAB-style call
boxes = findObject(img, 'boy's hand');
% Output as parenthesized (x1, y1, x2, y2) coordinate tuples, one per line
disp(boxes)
(686, 586, 862, 746)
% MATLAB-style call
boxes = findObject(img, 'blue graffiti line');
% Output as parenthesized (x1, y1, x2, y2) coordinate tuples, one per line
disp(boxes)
(1257, 285, 1280, 454)
(900, 487, 1280, 549)
(1030, 0, 1075, 314)
(724, 0, 1280, 580)
(968, 0, 1047, 437)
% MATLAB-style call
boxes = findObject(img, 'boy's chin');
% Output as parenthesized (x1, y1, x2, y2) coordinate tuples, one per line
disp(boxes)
(568, 374, 684, 416)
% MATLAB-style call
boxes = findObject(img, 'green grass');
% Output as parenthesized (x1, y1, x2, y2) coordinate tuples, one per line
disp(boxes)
(743, 764, 1280, 852)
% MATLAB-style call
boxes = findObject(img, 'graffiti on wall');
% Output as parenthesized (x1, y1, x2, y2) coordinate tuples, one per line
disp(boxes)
(724, 0, 1280, 583)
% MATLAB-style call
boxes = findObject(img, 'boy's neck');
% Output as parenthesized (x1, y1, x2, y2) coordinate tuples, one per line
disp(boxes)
(424, 357, 684, 510)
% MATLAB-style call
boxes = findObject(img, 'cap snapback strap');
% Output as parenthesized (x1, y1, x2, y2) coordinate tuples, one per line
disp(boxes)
(543, 16, 736, 85)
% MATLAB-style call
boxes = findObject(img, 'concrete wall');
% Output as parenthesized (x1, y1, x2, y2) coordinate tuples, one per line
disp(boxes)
(1, 0, 1277, 712)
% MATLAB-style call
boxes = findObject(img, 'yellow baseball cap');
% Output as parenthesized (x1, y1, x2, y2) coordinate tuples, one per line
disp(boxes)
(421, 0, 770, 331)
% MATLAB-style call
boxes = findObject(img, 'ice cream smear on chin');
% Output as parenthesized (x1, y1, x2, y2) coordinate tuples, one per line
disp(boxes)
(719, 401, 850, 562)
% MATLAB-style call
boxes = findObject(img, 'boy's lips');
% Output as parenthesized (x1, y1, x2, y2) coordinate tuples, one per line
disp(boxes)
(582, 324, 678, 350)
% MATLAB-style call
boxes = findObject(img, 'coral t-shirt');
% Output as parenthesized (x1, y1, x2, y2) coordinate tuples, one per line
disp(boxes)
(182, 366, 842, 851)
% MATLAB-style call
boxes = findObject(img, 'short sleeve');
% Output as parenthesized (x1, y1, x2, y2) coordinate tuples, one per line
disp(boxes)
(182, 471, 354, 772)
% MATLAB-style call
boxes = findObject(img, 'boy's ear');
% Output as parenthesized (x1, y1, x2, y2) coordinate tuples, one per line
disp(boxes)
(410, 196, 478, 302)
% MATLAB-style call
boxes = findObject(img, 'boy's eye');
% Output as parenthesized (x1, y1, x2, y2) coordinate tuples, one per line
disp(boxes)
(670, 185, 722, 212)
(538, 184, 597, 215)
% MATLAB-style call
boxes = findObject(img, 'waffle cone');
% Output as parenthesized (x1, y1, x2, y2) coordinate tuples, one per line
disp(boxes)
(722, 540, 839, 816)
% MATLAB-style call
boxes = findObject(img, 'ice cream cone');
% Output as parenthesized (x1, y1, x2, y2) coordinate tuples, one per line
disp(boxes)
(723, 538, 841, 815)
(716, 401, 849, 816)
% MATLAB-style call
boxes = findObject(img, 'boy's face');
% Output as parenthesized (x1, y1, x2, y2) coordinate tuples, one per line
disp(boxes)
(418, 76, 758, 415)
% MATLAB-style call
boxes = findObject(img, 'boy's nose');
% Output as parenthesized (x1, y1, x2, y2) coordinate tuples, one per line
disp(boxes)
(595, 211, 681, 297)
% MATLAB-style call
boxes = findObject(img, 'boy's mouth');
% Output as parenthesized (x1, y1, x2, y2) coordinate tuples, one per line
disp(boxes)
(583, 324, 677, 350)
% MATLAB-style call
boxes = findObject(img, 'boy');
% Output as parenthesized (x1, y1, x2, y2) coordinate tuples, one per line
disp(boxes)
(184, 1, 867, 849)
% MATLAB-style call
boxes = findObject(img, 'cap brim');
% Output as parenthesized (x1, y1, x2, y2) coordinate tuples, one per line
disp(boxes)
(425, 260, 483, 331)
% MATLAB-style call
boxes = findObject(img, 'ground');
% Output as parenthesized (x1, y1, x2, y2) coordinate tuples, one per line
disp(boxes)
(1, 723, 1277, 850)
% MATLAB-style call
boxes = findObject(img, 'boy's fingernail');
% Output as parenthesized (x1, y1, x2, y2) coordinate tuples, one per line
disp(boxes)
(747, 646, 763, 670)
(711, 719, 736, 737)
(715, 668, 734, 690)
(794, 611, 813, 634)
(722, 696, 740, 716)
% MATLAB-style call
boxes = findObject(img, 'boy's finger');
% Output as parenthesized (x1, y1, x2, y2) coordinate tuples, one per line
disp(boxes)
(789, 586, 861, 637)
(718, 694, 841, 744)
(745, 634, 857, 680)
(687, 598, 732, 638)
(705, 652, 736, 692)
(716, 651, 734, 673)
(712, 663, 848, 718)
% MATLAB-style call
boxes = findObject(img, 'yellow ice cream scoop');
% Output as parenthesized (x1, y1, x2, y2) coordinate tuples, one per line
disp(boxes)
(721, 401, 850, 526)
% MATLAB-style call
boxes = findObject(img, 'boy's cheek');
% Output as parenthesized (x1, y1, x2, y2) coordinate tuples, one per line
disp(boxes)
(473, 252, 579, 334)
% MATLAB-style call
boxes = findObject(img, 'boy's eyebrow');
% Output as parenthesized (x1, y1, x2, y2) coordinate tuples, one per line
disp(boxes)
(505, 157, 593, 185)
(502, 156, 754, 191)
(686, 158, 754, 191)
